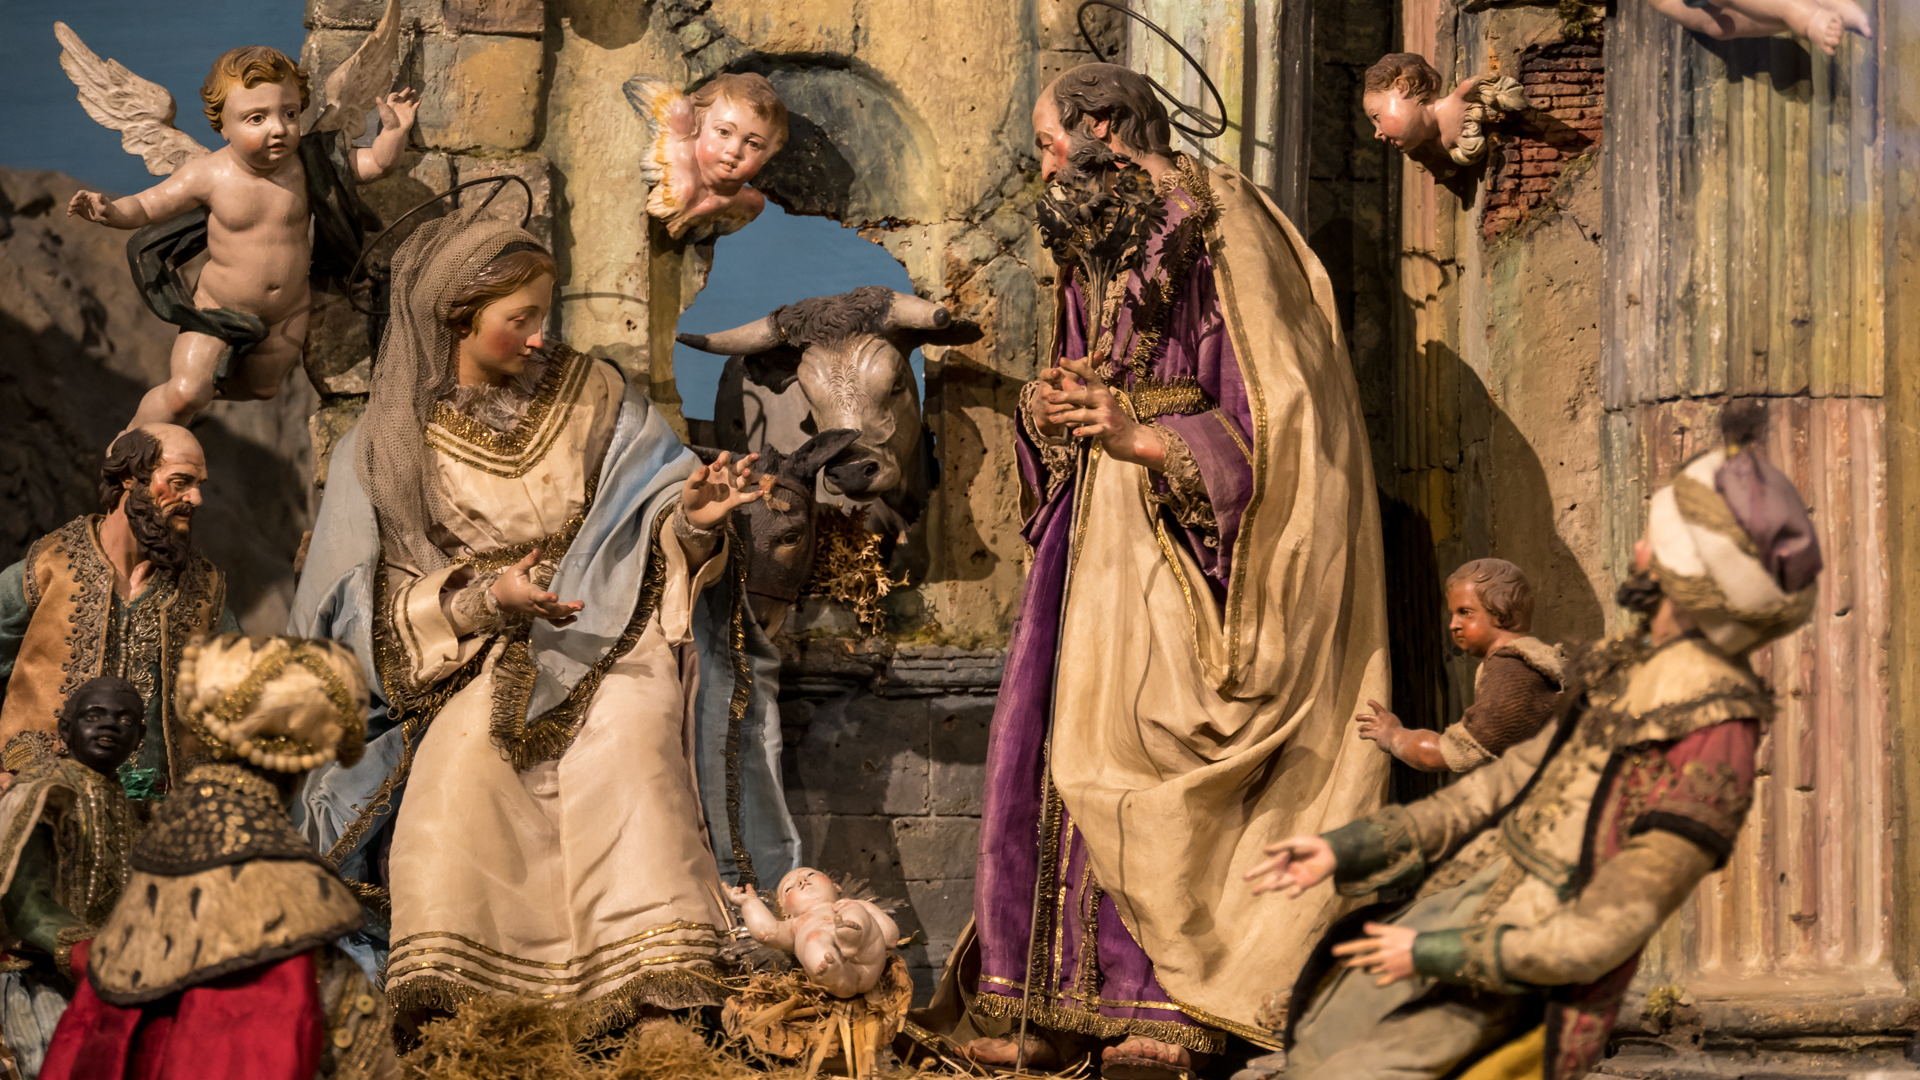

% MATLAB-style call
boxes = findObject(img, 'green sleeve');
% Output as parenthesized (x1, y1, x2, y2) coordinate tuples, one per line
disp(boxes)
(1324, 805, 1427, 896)
(218, 607, 242, 634)
(1, 825, 81, 957)
(0, 560, 31, 688)
(1411, 924, 1528, 994)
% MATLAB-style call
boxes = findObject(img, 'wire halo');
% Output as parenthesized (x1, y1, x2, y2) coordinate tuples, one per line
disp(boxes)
(1074, 0, 1229, 141)
(346, 174, 535, 316)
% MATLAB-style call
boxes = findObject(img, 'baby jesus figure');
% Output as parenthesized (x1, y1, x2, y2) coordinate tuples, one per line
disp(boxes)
(61, 32, 416, 428)
(623, 72, 789, 241)
(725, 868, 900, 998)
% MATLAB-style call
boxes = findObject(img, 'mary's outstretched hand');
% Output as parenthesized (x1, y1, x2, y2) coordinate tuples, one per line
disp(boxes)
(683, 450, 767, 531)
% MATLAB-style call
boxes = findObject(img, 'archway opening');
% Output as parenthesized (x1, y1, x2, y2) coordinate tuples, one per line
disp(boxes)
(674, 203, 922, 434)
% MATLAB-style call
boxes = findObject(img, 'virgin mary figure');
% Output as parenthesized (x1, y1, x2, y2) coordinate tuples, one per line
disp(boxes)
(287, 208, 798, 1031)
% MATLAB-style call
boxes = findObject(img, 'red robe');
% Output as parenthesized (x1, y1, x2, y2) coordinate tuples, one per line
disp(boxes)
(40, 941, 323, 1080)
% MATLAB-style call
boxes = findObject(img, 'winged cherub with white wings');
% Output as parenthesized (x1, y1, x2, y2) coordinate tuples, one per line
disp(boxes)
(57, 4, 415, 429)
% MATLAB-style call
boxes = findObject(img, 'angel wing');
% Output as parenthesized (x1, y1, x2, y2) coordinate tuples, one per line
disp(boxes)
(622, 77, 696, 188)
(310, 0, 402, 141)
(55, 22, 210, 177)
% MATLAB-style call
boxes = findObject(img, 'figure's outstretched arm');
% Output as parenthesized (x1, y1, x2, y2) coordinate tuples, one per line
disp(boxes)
(67, 164, 204, 230)
(353, 89, 420, 182)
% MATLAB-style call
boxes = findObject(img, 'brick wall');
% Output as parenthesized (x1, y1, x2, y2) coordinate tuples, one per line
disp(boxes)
(1483, 40, 1604, 236)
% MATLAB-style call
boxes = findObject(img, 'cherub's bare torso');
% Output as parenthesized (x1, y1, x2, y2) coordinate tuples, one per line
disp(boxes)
(184, 147, 313, 323)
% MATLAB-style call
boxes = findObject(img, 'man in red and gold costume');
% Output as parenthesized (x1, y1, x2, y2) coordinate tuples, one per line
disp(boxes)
(41, 634, 370, 1080)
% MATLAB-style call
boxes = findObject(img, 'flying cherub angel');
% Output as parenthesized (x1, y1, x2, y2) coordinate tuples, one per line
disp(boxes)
(1646, 0, 1870, 56)
(57, 0, 416, 429)
(621, 72, 788, 242)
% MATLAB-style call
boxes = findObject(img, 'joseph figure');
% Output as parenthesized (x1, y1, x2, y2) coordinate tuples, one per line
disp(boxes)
(952, 64, 1392, 1076)
(0, 426, 237, 797)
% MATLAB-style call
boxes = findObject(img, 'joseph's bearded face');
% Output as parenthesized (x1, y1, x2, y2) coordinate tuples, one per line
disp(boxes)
(124, 444, 206, 572)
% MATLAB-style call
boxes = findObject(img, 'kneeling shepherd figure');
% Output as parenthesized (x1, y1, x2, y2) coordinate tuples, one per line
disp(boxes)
(1246, 408, 1822, 1080)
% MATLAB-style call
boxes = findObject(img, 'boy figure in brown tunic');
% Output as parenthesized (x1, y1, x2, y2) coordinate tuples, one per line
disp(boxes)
(1355, 559, 1563, 773)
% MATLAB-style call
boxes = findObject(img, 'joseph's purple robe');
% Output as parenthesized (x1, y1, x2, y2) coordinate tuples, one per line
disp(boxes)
(972, 184, 1254, 1053)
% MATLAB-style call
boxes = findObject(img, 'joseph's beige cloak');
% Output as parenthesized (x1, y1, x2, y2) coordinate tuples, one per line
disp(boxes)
(1045, 165, 1391, 1036)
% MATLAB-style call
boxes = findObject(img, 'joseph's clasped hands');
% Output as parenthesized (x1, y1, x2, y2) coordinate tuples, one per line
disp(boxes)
(1029, 357, 1167, 469)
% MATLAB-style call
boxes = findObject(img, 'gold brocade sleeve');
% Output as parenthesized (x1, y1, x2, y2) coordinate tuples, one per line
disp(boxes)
(1403, 723, 1557, 862)
(386, 565, 490, 689)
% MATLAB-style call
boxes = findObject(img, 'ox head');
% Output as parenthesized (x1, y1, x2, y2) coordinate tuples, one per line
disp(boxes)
(694, 428, 861, 633)
(678, 287, 979, 505)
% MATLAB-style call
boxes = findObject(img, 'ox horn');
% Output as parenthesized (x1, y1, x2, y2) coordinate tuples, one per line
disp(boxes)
(883, 292, 953, 332)
(676, 315, 782, 355)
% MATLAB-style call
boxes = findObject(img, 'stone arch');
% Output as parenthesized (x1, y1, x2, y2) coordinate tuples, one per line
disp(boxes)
(717, 56, 943, 229)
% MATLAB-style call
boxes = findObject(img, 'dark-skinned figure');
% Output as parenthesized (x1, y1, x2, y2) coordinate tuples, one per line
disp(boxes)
(0, 427, 239, 800)
(41, 634, 369, 1080)
(0, 678, 142, 1077)
(944, 63, 1392, 1079)
(1244, 408, 1821, 1080)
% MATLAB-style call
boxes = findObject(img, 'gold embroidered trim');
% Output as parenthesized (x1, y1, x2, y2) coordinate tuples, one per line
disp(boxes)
(387, 920, 716, 968)
(20, 531, 51, 612)
(721, 520, 759, 886)
(1207, 177, 1265, 694)
(1148, 424, 1218, 538)
(486, 509, 672, 771)
(1127, 377, 1217, 419)
(426, 347, 593, 478)
(1164, 995, 1284, 1051)
(56, 518, 116, 719)
(970, 984, 1226, 1055)
(1213, 409, 1252, 465)
(385, 939, 719, 987)
(386, 963, 728, 1039)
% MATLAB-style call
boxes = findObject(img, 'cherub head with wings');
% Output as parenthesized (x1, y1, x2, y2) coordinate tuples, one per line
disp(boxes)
(622, 72, 790, 241)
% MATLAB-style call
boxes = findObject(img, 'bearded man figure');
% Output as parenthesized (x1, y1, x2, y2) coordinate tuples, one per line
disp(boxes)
(944, 64, 1391, 1077)
(0, 426, 237, 796)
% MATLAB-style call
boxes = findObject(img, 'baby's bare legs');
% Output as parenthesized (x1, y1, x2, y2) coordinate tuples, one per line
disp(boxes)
(127, 299, 310, 428)
(130, 330, 225, 428)
(230, 306, 311, 400)
(1646, 0, 1867, 54)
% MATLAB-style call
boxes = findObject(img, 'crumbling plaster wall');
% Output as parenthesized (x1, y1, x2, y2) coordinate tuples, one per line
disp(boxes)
(1383, 0, 1610, 748)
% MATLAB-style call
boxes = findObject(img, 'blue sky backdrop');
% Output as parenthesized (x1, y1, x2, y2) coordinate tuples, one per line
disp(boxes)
(0, 0, 918, 418)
